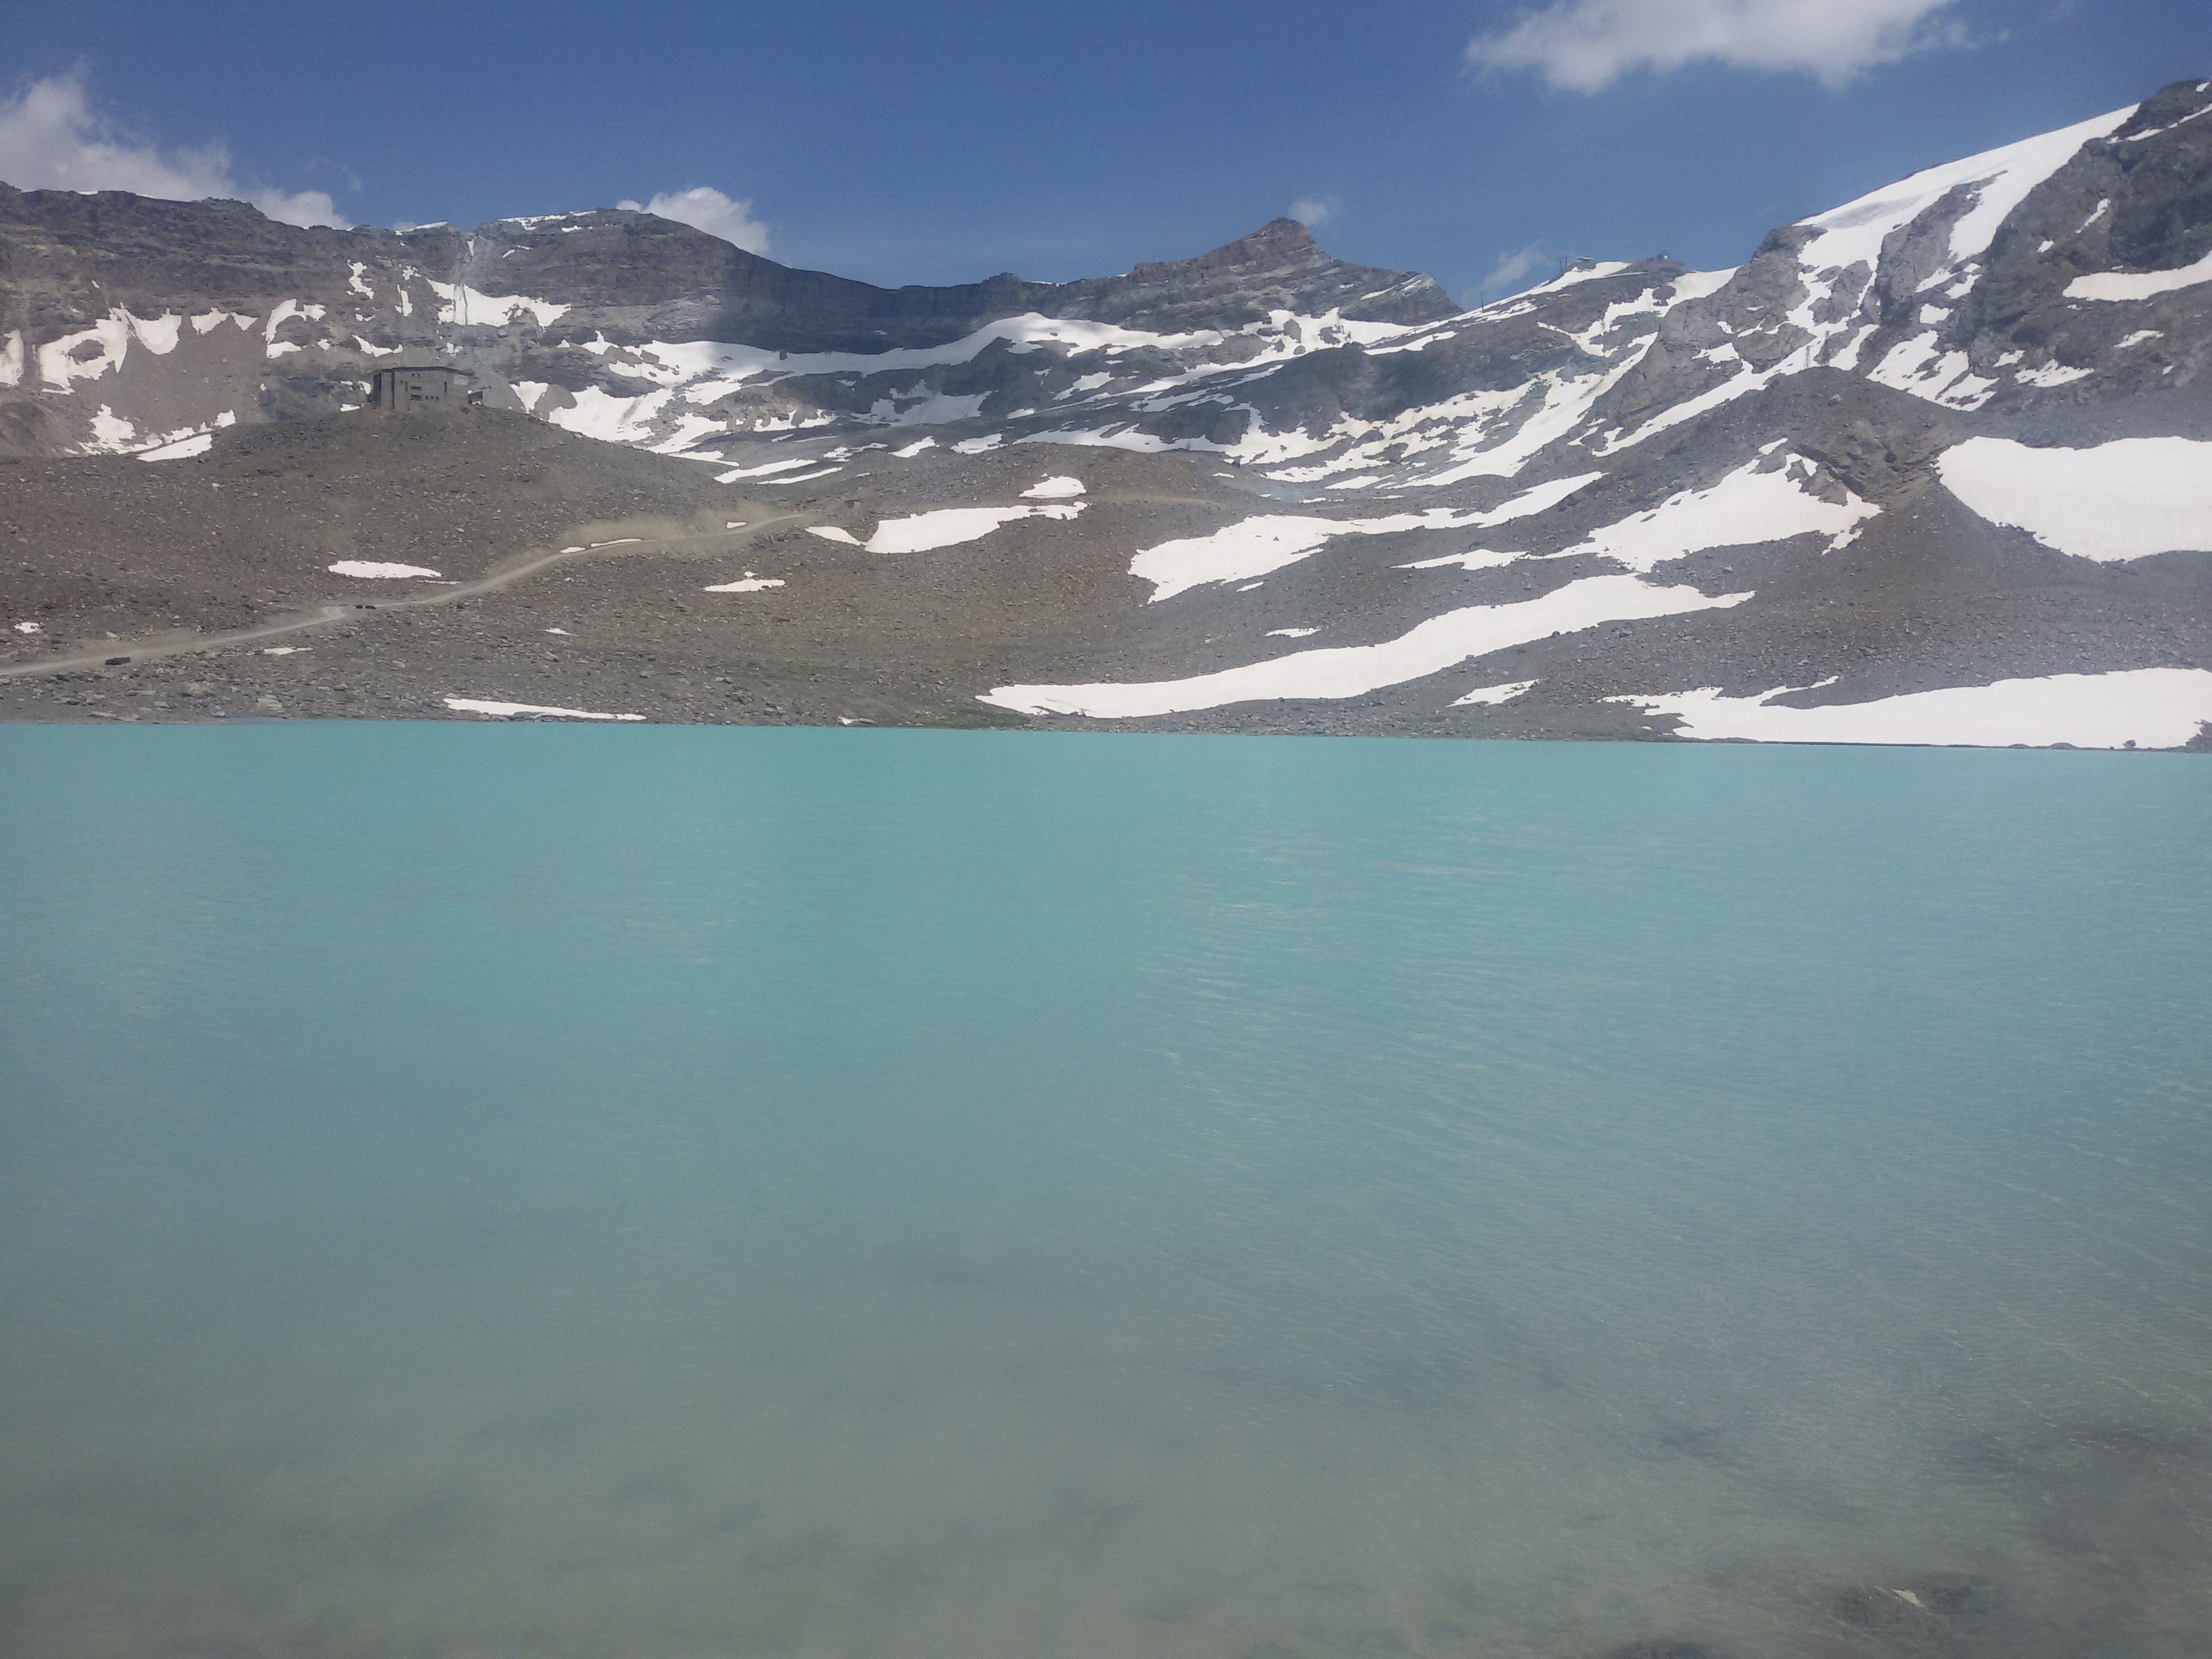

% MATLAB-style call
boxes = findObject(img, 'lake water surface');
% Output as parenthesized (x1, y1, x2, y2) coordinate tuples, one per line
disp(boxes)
(1, 726, 2207, 1658)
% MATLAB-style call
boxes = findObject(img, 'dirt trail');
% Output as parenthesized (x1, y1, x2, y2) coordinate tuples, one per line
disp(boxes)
(0, 512, 802, 680)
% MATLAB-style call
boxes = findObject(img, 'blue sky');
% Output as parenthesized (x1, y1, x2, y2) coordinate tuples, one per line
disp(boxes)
(3, 2, 2205, 302)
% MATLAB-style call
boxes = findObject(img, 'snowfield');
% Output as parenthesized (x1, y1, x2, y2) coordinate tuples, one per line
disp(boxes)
(1937, 437, 2212, 561)
(1793, 105, 2135, 280)
(982, 577, 1750, 718)
(1131, 518, 1346, 602)
(1557, 459, 1877, 571)
(1614, 669, 2212, 749)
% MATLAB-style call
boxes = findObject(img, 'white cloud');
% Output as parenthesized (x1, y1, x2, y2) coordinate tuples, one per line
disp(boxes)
(0, 69, 347, 226)
(1467, 0, 1966, 91)
(1288, 197, 1334, 228)
(1475, 241, 1553, 298)
(616, 186, 770, 253)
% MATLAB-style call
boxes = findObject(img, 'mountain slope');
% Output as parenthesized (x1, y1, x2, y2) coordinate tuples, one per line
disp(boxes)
(2, 78, 2209, 747)
(0, 200, 1452, 457)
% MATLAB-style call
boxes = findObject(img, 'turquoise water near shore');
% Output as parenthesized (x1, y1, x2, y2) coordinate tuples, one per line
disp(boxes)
(1, 726, 2207, 1658)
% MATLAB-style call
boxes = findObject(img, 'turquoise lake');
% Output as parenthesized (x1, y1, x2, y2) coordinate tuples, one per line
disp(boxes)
(1, 726, 2207, 1658)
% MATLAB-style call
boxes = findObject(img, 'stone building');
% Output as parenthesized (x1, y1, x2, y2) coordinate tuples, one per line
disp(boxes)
(369, 366, 474, 411)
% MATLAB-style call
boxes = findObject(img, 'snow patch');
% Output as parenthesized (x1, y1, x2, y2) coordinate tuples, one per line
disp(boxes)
(89, 407, 136, 449)
(577, 313, 1269, 432)
(1866, 334, 1996, 409)
(2116, 103, 2212, 142)
(2064, 247, 2212, 302)
(131, 314, 181, 354)
(2014, 363, 2093, 387)
(1130, 473, 1603, 602)
(1021, 475, 1086, 498)
(1614, 670, 2212, 749)
(1557, 459, 1876, 572)
(1025, 426, 1223, 456)
(1132, 518, 1342, 601)
(540, 386, 672, 445)
(1490, 262, 1633, 305)
(329, 560, 443, 579)
(865, 390, 988, 427)
(1452, 680, 1536, 707)
(445, 697, 644, 722)
(714, 457, 821, 479)
(1399, 547, 1525, 573)
(262, 298, 327, 345)
(1422, 352, 1654, 480)
(426, 281, 569, 329)
(982, 577, 1749, 718)
(37, 314, 134, 388)
(137, 431, 213, 461)
(1937, 437, 2212, 561)
(865, 504, 1084, 554)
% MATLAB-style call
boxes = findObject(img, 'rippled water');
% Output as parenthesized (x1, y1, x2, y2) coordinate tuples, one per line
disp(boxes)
(1, 725, 2207, 1658)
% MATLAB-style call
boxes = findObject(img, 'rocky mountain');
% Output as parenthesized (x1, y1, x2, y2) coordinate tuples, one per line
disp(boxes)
(2, 77, 2209, 746)
(0, 203, 1452, 456)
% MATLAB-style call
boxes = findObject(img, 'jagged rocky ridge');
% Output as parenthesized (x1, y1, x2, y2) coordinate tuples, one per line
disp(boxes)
(1, 77, 2209, 746)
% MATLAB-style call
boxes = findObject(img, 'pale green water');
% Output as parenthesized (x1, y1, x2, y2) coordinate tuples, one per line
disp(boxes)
(1, 726, 2207, 1658)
